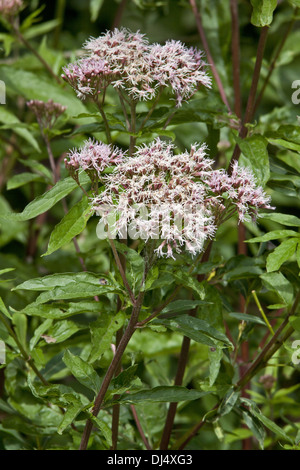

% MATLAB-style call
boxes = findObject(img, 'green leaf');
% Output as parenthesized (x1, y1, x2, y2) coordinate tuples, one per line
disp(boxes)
(246, 230, 300, 243)
(113, 240, 145, 292)
(4, 177, 83, 222)
(260, 212, 300, 227)
(7, 172, 46, 190)
(234, 134, 270, 185)
(266, 238, 298, 272)
(108, 365, 142, 397)
(90, 414, 112, 446)
(1, 66, 87, 116)
(260, 272, 294, 307)
(63, 350, 101, 394)
(242, 409, 266, 449)
(29, 318, 52, 350)
(0, 107, 40, 152)
(43, 197, 91, 256)
(90, 0, 105, 22)
(58, 398, 85, 435)
(250, 0, 277, 27)
(228, 312, 266, 326)
(249, 408, 293, 444)
(118, 386, 208, 404)
(161, 299, 211, 315)
(154, 315, 232, 348)
(14, 271, 112, 292)
(209, 346, 223, 386)
(33, 282, 119, 304)
(89, 311, 126, 363)
(0, 296, 12, 320)
(218, 389, 240, 416)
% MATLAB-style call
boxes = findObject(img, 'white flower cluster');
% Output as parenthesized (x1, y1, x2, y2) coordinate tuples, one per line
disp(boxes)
(62, 28, 211, 106)
(91, 138, 273, 258)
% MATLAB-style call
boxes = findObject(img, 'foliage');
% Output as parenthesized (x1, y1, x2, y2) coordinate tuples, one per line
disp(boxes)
(0, 0, 300, 451)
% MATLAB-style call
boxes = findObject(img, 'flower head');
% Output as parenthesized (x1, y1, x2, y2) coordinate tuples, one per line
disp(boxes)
(65, 139, 125, 186)
(90, 138, 273, 258)
(0, 0, 23, 18)
(27, 99, 66, 129)
(62, 28, 211, 105)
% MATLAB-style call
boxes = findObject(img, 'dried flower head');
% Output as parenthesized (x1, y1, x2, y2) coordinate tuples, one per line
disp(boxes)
(62, 28, 211, 105)
(91, 138, 273, 258)
(0, 0, 23, 18)
(27, 99, 66, 129)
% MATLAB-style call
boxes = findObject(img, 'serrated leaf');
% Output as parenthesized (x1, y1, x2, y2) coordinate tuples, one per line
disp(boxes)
(43, 197, 91, 256)
(118, 386, 208, 404)
(89, 311, 126, 363)
(154, 315, 232, 348)
(63, 350, 101, 394)
(14, 271, 113, 291)
(58, 398, 85, 435)
(266, 238, 298, 272)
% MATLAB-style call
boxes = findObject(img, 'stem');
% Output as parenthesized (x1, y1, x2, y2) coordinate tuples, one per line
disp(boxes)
(139, 87, 164, 132)
(252, 290, 275, 336)
(109, 239, 136, 305)
(129, 101, 137, 157)
(159, 333, 192, 449)
(112, 0, 128, 28)
(253, 9, 298, 114)
(13, 27, 61, 84)
(79, 291, 145, 450)
(229, 26, 269, 167)
(230, 0, 242, 118)
(176, 291, 300, 449)
(111, 326, 123, 450)
(189, 0, 232, 114)
(0, 312, 48, 386)
(94, 98, 112, 145)
(160, 246, 213, 449)
(129, 405, 152, 450)
(117, 90, 131, 131)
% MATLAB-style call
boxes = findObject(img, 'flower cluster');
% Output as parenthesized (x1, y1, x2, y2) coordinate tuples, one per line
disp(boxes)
(62, 28, 211, 106)
(90, 138, 273, 258)
(27, 99, 66, 129)
(65, 139, 125, 186)
(0, 0, 22, 18)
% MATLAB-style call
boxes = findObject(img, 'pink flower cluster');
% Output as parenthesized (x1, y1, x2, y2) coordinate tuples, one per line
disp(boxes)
(0, 0, 22, 17)
(65, 139, 124, 184)
(90, 138, 273, 258)
(27, 99, 66, 129)
(62, 28, 211, 106)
